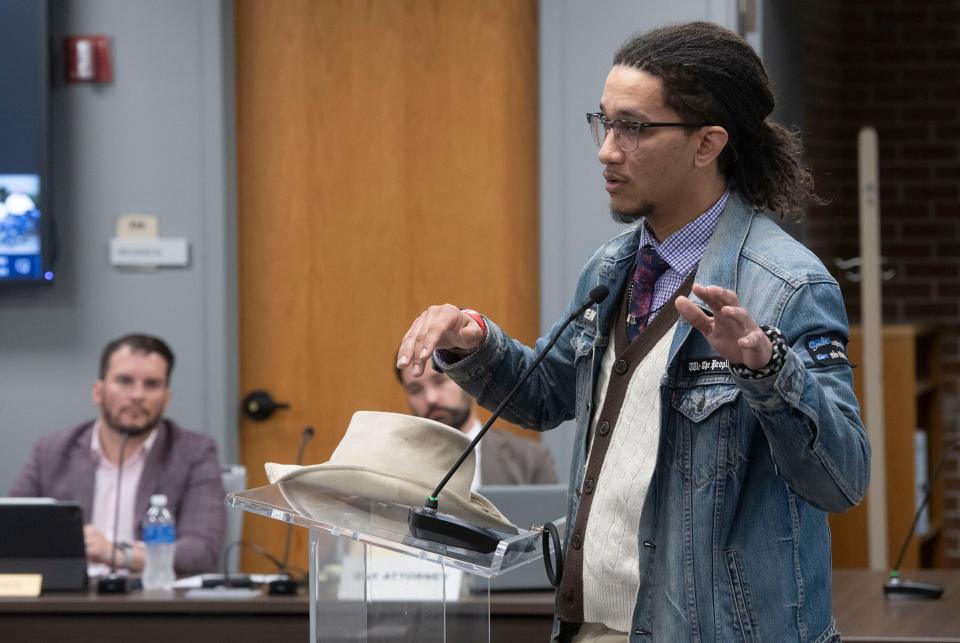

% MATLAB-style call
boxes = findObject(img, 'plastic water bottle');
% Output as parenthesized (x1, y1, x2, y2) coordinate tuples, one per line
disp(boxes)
(142, 494, 176, 590)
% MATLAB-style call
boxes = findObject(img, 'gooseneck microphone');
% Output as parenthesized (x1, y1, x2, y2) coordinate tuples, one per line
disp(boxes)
(408, 285, 610, 552)
(884, 438, 958, 599)
(217, 426, 315, 594)
(97, 430, 131, 594)
(269, 425, 315, 595)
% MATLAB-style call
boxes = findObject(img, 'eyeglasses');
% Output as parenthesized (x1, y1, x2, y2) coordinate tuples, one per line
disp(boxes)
(586, 112, 708, 152)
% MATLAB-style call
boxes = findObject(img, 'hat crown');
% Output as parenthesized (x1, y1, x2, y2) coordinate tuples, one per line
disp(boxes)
(328, 411, 475, 497)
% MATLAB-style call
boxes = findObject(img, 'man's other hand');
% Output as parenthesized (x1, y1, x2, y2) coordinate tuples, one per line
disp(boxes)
(676, 284, 772, 370)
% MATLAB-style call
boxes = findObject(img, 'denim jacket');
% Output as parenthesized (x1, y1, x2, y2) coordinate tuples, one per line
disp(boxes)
(442, 194, 870, 643)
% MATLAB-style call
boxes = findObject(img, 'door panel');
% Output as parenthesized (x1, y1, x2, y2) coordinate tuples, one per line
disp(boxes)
(236, 0, 539, 571)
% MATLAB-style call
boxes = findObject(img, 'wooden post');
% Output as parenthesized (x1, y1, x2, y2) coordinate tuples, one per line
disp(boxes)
(858, 126, 887, 570)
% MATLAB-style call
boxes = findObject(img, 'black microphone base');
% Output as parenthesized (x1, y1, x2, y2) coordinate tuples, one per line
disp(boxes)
(268, 576, 298, 595)
(884, 575, 943, 599)
(96, 574, 129, 594)
(408, 507, 504, 553)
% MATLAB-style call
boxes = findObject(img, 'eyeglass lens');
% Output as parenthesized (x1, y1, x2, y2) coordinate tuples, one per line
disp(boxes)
(587, 114, 638, 151)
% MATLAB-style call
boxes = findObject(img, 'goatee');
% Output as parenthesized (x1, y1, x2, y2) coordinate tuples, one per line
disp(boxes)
(610, 201, 654, 224)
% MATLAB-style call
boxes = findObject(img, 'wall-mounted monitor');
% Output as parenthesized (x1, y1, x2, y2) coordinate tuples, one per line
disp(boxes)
(0, 0, 53, 282)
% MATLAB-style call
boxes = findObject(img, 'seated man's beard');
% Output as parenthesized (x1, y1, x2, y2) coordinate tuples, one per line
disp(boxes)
(103, 408, 159, 436)
(610, 201, 654, 224)
(427, 404, 472, 432)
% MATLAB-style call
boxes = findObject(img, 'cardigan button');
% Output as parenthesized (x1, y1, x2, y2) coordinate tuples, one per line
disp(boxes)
(583, 478, 595, 494)
(598, 421, 610, 436)
(613, 359, 629, 374)
(571, 533, 583, 549)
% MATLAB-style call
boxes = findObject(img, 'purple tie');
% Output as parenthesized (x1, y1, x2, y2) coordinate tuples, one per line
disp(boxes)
(626, 245, 669, 342)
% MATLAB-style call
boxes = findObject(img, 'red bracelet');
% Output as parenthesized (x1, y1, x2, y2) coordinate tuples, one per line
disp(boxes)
(460, 309, 487, 339)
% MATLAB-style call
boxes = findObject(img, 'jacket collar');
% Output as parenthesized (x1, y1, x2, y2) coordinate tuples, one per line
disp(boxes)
(668, 192, 755, 364)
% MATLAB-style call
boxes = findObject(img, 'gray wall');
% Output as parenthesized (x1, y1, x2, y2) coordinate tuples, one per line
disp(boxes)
(0, 0, 804, 494)
(0, 0, 237, 494)
(537, 0, 804, 481)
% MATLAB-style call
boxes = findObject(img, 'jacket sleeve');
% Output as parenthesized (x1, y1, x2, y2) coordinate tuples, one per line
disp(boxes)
(734, 279, 871, 513)
(438, 250, 608, 431)
(172, 439, 227, 574)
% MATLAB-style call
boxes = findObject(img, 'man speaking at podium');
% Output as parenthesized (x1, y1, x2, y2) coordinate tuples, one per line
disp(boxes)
(398, 22, 869, 643)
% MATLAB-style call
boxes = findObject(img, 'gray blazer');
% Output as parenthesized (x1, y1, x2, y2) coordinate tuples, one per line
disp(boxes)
(479, 429, 558, 485)
(10, 419, 226, 575)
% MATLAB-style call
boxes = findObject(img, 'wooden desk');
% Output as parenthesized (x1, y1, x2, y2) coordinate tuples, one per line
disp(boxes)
(834, 569, 960, 642)
(0, 588, 553, 643)
(3, 572, 955, 642)
(0, 590, 308, 643)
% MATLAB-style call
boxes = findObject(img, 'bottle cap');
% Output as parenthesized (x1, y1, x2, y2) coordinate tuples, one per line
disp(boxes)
(150, 494, 168, 507)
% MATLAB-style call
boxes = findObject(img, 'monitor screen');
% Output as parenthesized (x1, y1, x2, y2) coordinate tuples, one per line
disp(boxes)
(0, 174, 45, 279)
(0, 0, 52, 282)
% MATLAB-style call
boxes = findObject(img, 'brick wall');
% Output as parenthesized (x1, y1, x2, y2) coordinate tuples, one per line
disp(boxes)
(805, 0, 960, 563)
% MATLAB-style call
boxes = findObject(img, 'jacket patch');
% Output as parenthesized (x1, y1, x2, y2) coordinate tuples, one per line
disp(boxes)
(803, 333, 852, 367)
(685, 357, 730, 374)
(579, 306, 599, 330)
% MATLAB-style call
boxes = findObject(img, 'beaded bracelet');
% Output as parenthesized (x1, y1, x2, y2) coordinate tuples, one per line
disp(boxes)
(730, 325, 788, 380)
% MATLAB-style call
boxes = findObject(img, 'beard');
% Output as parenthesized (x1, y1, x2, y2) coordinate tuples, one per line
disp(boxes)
(101, 404, 161, 436)
(610, 200, 655, 224)
(425, 403, 472, 432)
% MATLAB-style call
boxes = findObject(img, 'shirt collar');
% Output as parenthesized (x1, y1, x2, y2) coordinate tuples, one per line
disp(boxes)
(637, 190, 730, 275)
(463, 418, 483, 441)
(90, 419, 160, 463)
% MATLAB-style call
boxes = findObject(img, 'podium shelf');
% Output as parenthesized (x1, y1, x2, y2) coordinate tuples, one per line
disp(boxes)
(227, 482, 556, 578)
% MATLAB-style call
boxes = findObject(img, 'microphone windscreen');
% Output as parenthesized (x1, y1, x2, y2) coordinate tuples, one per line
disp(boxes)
(588, 285, 610, 304)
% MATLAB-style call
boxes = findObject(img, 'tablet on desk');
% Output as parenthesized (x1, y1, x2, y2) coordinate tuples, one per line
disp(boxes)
(0, 499, 88, 592)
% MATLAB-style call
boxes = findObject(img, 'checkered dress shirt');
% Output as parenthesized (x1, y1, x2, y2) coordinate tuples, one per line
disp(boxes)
(636, 190, 730, 323)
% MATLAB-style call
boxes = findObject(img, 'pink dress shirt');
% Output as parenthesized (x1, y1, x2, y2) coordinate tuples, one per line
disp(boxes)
(88, 421, 158, 576)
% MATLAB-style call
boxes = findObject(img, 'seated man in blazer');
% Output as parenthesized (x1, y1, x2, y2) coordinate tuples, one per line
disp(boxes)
(397, 360, 558, 488)
(10, 333, 226, 577)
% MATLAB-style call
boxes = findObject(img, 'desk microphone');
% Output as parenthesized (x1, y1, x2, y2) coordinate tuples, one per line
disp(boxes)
(883, 438, 958, 599)
(97, 430, 131, 594)
(269, 425, 314, 595)
(408, 285, 609, 553)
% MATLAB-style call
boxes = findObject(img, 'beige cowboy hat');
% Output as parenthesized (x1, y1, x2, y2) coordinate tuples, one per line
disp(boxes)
(265, 411, 518, 533)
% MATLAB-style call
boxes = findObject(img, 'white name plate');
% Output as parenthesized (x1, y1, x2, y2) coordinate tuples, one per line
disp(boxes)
(0, 574, 42, 597)
(338, 550, 462, 602)
(110, 238, 189, 267)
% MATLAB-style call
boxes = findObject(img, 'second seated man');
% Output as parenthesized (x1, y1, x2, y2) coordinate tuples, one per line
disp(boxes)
(397, 359, 557, 488)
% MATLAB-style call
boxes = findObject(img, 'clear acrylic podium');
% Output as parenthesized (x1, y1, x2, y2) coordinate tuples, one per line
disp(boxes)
(227, 480, 554, 642)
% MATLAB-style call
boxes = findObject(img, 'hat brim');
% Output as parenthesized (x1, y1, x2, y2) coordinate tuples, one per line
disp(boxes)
(267, 462, 518, 533)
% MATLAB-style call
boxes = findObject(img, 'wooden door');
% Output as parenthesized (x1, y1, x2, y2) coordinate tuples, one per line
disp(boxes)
(235, 0, 539, 572)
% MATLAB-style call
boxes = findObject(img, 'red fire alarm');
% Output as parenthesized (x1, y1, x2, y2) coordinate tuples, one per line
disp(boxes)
(65, 35, 113, 83)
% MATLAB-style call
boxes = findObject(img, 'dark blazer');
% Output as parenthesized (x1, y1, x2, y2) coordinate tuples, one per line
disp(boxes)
(479, 429, 558, 485)
(10, 419, 226, 575)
